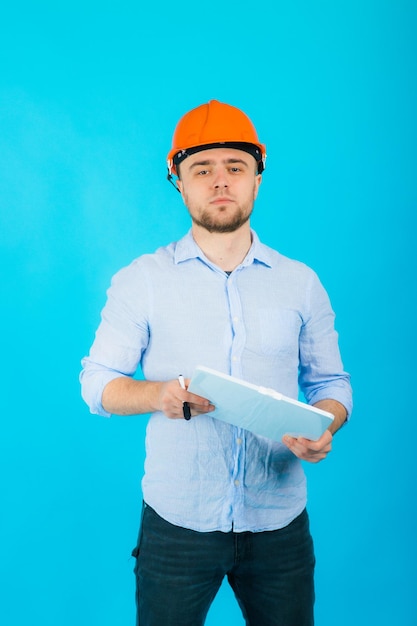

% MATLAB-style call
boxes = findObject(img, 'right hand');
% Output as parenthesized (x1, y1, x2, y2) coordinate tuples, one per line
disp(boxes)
(157, 379, 215, 419)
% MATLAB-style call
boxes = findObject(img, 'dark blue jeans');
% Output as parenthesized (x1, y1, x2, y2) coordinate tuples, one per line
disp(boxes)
(132, 504, 315, 626)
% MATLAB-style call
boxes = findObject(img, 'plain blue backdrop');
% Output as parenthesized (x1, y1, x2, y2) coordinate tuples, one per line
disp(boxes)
(1, 1, 416, 624)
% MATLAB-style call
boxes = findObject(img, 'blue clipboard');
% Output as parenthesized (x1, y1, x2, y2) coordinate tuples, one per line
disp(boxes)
(188, 366, 334, 441)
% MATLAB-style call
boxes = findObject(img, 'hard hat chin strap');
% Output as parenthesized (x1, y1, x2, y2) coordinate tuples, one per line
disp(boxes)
(167, 168, 181, 193)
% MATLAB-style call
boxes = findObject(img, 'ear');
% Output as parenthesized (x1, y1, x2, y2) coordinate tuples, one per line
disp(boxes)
(176, 179, 183, 194)
(253, 174, 262, 199)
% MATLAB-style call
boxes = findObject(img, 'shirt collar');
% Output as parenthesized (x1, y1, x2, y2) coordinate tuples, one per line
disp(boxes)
(174, 229, 273, 269)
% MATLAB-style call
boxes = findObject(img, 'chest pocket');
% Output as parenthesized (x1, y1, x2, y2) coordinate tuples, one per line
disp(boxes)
(258, 308, 302, 357)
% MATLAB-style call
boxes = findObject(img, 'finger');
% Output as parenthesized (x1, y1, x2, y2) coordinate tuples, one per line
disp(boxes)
(297, 439, 330, 453)
(183, 390, 213, 407)
(297, 438, 332, 455)
(189, 403, 215, 413)
(282, 436, 331, 461)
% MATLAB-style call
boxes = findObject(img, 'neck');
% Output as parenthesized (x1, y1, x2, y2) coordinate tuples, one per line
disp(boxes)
(191, 223, 252, 272)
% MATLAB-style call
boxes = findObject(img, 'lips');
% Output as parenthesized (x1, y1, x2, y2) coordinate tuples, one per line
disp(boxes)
(210, 197, 234, 204)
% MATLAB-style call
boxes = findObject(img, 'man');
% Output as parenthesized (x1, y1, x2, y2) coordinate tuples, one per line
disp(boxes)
(80, 99, 352, 626)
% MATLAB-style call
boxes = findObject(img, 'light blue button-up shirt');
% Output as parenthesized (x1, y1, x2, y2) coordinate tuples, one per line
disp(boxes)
(80, 230, 352, 533)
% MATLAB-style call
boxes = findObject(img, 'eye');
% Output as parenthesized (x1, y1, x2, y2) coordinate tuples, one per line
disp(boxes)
(229, 166, 241, 173)
(197, 169, 209, 176)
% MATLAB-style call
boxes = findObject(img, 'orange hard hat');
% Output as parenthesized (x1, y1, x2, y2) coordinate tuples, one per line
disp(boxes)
(167, 100, 266, 178)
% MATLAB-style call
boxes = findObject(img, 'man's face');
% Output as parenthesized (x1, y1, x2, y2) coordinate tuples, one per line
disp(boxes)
(176, 148, 262, 234)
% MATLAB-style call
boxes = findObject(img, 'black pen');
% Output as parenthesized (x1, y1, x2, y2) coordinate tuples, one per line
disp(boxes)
(178, 375, 191, 420)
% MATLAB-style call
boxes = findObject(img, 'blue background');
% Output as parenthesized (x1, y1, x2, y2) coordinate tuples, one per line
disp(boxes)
(1, 1, 416, 624)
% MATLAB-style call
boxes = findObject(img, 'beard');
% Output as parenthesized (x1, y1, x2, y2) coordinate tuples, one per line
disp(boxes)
(191, 207, 253, 233)
(185, 198, 254, 234)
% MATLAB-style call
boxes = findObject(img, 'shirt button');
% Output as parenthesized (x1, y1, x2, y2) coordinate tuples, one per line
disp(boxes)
(236, 438, 242, 445)
(232, 356, 237, 362)
(233, 316, 239, 322)
(234, 479, 240, 486)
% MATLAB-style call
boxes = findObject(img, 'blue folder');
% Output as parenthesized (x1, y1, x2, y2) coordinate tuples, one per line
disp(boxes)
(188, 366, 334, 441)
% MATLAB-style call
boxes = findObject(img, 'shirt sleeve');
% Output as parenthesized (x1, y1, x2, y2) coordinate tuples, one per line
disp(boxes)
(298, 270, 353, 417)
(80, 261, 150, 416)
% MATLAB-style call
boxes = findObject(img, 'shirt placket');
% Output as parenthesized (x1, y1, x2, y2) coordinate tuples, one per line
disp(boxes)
(225, 271, 246, 524)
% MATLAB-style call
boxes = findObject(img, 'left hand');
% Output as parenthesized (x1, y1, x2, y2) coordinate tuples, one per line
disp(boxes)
(282, 429, 333, 463)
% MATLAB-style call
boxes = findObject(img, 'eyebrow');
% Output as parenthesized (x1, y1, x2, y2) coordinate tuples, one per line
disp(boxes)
(188, 157, 250, 170)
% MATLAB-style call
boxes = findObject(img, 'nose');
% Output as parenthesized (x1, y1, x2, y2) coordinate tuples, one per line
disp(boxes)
(213, 168, 229, 188)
